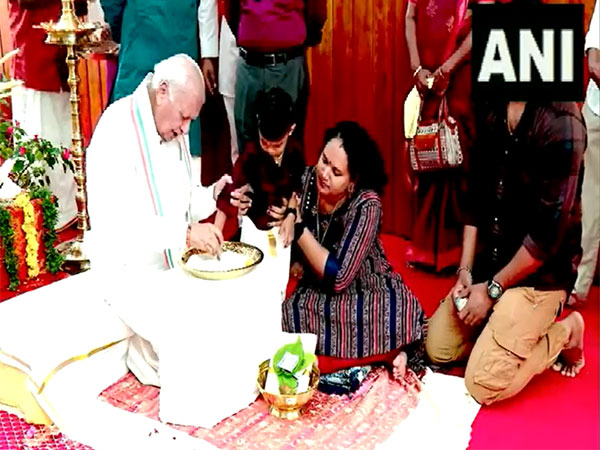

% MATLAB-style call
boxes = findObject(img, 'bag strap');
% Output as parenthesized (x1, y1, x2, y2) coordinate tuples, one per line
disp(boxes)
(438, 96, 450, 121)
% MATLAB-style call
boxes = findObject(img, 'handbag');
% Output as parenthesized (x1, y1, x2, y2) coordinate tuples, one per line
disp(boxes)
(408, 96, 463, 172)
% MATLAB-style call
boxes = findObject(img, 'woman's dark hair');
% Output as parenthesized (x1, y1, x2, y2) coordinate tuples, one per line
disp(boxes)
(255, 87, 295, 141)
(322, 121, 388, 195)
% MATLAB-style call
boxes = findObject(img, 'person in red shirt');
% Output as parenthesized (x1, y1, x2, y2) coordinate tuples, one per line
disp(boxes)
(8, 0, 87, 229)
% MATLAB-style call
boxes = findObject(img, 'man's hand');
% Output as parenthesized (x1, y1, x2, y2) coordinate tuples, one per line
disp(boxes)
(267, 198, 290, 228)
(213, 174, 232, 201)
(458, 282, 493, 327)
(588, 48, 600, 87)
(230, 184, 253, 215)
(188, 223, 223, 257)
(279, 214, 295, 247)
(415, 68, 433, 96)
(201, 58, 218, 95)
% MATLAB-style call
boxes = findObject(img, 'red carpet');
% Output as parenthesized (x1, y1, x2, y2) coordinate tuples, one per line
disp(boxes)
(1, 232, 598, 449)
(381, 234, 600, 450)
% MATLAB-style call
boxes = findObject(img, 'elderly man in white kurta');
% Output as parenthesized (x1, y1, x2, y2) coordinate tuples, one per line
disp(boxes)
(84, 54, 281, 429)
(86, 53, 229, 395)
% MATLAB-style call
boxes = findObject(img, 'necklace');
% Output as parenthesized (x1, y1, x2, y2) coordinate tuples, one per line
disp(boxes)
(315, 194, 345, 244)
(274, 153, 284, 166)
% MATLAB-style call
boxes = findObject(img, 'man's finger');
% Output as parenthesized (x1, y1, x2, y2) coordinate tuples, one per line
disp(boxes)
(210, 224, 224, 245)
(464, 313, 474, 327)
(458, 307, 468, 321)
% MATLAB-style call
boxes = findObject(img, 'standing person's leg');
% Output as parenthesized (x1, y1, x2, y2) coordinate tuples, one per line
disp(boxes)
(265, 56, 306, 129)
(425, 292, 481, 364)
(464, 288, 583, 405)
(292, 55, 310, 143)
(234, 60, 261, 152)
(572, 101, 600, 305)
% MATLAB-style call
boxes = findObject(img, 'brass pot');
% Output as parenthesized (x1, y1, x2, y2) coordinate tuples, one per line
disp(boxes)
(256, 359, 320, 420)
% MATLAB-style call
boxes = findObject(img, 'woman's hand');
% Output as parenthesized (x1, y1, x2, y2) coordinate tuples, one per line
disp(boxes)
(432, 63, 451, 96)
(415, 68, 433, 96)
(279, 214, 295, 248)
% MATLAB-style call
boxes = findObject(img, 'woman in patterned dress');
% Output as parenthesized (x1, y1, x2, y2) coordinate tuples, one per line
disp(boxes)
(282, 122, 426, 378)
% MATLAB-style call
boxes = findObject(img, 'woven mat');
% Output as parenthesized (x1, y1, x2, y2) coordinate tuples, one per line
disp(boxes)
(0, 410, 91, 450)
(99, 367, 421, 450)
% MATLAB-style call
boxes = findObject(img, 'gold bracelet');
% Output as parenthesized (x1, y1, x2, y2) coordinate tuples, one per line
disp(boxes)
(456, 265, 471, 275)
(412, 65, 423, 78)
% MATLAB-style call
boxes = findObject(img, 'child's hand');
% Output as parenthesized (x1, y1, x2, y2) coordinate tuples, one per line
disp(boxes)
(279, 214, 295, 247)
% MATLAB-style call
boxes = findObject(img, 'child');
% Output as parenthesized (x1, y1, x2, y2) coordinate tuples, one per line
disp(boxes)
(215, 87, 305, 247)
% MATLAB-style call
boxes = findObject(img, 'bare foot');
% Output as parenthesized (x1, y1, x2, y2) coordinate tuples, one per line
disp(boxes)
(566, 292, 586, 309)
(392, 351, 408, 380)
(552, 311, 585, 377)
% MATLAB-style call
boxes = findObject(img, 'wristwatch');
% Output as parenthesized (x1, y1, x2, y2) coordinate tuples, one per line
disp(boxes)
(487, 279, 504, 301)
(284, 207, 297, 220)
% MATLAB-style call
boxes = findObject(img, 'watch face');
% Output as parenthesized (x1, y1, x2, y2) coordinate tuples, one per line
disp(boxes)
(489, 283, 501, 299)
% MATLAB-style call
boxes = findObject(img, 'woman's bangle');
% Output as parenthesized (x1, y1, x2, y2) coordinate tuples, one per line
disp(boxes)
(412, 65, 423, 78)
(456, 265, 471, 275)
(457, 266, 473, 284)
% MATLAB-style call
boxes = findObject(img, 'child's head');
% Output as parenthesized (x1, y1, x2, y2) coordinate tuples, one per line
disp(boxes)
(256, 87, 296, 159)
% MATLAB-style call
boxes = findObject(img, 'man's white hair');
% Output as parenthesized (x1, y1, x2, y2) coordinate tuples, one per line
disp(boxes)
(151, 53, 204, 99)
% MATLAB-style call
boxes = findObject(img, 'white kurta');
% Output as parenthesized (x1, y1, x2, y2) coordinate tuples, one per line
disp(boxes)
(86, 74, 217, 274)
(86, 74, 217, 390)
(83, 76, 288, 428)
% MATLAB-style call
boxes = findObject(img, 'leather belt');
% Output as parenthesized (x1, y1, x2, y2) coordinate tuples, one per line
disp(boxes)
(239, 46, 304, 67)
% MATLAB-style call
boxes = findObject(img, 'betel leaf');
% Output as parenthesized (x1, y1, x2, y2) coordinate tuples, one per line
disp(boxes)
(271, 337, 316, 394)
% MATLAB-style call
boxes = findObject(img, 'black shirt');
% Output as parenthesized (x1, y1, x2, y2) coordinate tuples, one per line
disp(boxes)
(467, 102, 586, 292)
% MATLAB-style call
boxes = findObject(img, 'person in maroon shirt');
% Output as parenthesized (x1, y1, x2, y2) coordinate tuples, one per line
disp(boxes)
(215, 87, 305, 246)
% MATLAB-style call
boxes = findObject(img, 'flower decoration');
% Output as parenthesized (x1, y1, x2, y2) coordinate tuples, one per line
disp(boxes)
(0, 118, 74, 192)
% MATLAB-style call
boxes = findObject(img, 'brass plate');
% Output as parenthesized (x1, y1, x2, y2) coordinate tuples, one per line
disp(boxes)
(179, 241, 263, 280)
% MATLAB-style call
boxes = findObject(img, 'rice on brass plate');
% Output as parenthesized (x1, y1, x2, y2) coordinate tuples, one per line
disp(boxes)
(179, 241, 263, 280)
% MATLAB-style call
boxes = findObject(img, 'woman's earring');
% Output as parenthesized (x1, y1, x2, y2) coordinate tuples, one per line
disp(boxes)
(348, 184, 355, 195)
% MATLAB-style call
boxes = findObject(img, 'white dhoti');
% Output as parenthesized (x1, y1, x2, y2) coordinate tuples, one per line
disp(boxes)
(11, 86, 77, 229)
(107, 262, 284, 428)
(240, 216, 292, 302)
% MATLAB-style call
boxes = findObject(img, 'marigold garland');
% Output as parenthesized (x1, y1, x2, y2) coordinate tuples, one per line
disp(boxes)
(0, 208, 19, 290)
(1, 188, 62, 290)
(13, 192, 40, 278)
(30, 187, 63, 273)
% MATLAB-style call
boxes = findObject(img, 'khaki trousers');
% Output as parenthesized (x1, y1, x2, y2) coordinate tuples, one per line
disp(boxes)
(426, 287, 569, 405)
